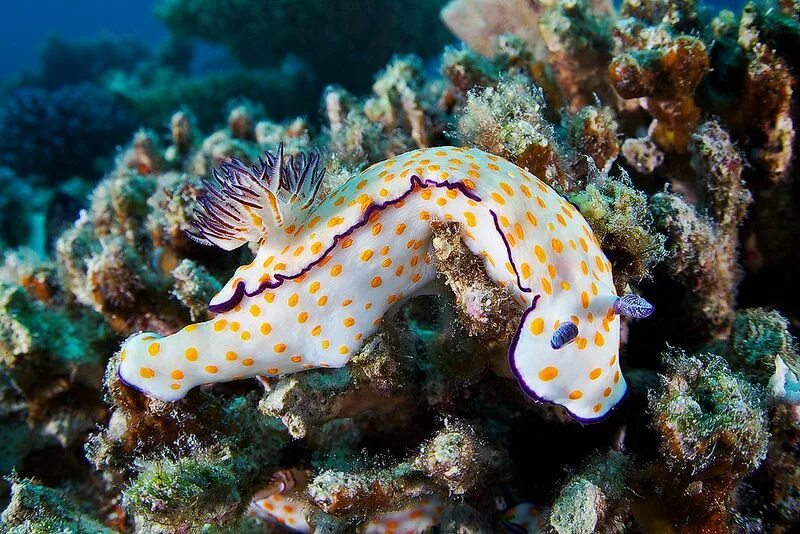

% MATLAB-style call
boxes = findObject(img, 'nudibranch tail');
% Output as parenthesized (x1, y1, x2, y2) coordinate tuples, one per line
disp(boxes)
(117, 145, 650, 423)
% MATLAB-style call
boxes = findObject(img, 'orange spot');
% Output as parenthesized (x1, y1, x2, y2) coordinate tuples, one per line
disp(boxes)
(569, 390, 583, 400)
(594, 332, 605, 346)
(596, 256, 606, 272)
(297, 311, 309, 324)
(288, 294, 299, 307)
(589, 368, 602, 380)
(274, 343, 287, 353)
(148, 343, 160, 356)
(291, 355, 302, 363)
(534, 245, 546, 263)
(331, 264, 343, 277)
(541, 278, 552, 295)
(343, 317, 355, 327)
(530, 317, 544, 335)
(185, 347, 198, 361)
(603, 387, 612, 397)
(226, 351, 238, 361)
(140, 367, 155, 379)
(538, 366, 558, 381)
(260, 322, 272, 335)
(213, 320, 227, 332)
(551, 238, 564, 253)
(205, 365, 219, 374)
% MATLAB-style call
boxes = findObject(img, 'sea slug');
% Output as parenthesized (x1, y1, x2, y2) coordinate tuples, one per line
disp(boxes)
(117, 145, 652, 421)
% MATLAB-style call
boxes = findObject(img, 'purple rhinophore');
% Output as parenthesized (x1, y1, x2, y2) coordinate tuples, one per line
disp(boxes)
(551, 321, 579, 349)
(613, 294, 655, 319)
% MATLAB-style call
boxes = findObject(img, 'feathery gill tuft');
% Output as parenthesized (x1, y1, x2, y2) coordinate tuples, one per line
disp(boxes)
(186, 143, 326, 250)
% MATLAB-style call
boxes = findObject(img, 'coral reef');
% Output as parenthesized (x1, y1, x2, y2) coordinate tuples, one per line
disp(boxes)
(0, 83, 135, 182)
(646, 351, 769, 530)
(157, 0, 451, 92)
(3, 0, 800, 530)
(649, 120, 751, 340)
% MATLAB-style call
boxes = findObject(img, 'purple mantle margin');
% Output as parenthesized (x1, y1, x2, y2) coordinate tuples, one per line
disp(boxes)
(208, 173, 531, 313)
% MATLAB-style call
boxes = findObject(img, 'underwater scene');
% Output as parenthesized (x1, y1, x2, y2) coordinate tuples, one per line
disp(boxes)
(1, 0, 800, 532)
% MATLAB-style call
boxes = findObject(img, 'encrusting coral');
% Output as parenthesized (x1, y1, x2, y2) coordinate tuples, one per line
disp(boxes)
(649, 120, 751, 340)
(4, 0, 800, 531)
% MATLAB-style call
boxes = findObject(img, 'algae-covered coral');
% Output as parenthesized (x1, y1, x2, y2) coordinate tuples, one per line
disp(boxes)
(2, 0, 800, 531)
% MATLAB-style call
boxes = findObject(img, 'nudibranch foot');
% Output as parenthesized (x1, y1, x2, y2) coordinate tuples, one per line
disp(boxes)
(116, 145, 652, 422)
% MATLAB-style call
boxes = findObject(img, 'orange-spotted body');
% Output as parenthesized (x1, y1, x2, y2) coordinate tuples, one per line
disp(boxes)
(117, 146, 645, 421)
(362, 495, 443, 533)
(250, 492, 443, 533)
(249, 492, 311, 532)
(502, 503, 551, 533)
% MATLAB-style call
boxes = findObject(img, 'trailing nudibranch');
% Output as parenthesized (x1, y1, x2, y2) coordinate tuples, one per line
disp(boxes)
(117, 144, 653, 422)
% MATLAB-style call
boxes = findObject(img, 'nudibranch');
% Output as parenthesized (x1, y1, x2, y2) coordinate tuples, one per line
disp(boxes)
(251, 491, 442, 533)
(117, 144, 653, 421)
(248, 469, 443, 532)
